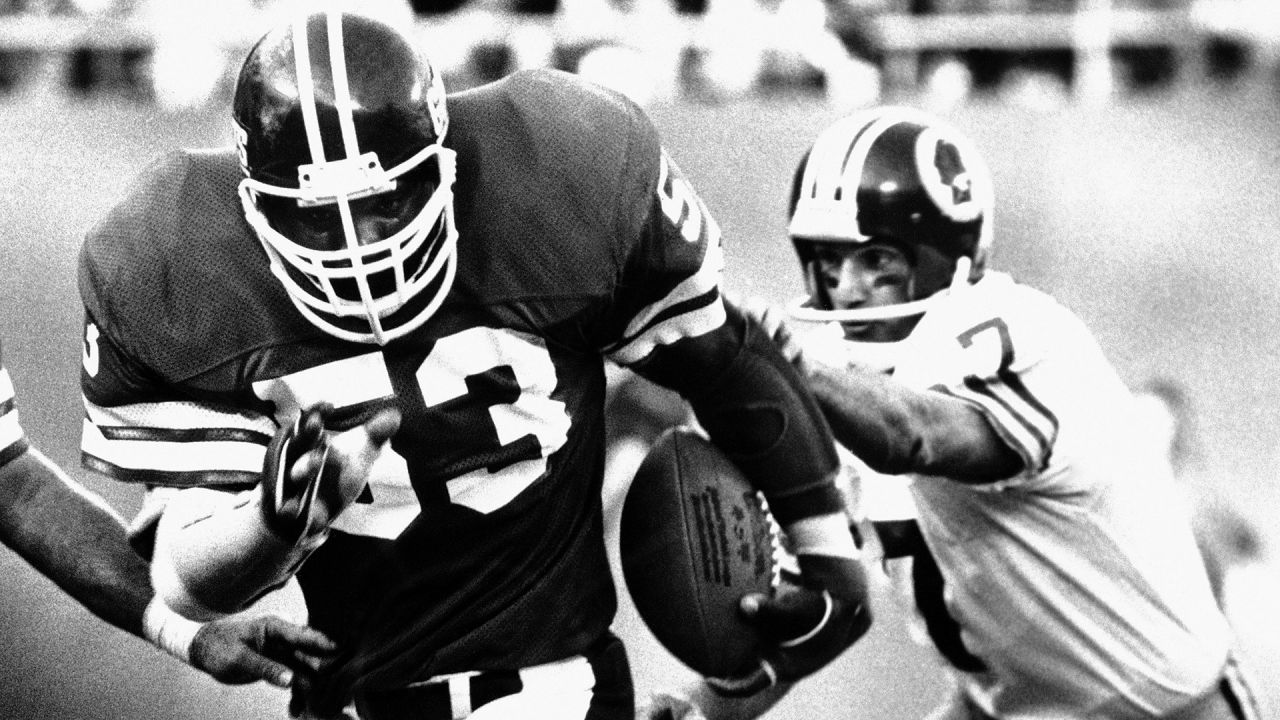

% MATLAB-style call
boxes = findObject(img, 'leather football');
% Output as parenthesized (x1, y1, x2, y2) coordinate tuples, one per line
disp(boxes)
(619, 427, 779, 677)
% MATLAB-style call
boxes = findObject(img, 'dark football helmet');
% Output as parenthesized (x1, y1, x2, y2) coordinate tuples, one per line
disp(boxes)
(233, 11, 455, 344)
(786, 106, 993, 324)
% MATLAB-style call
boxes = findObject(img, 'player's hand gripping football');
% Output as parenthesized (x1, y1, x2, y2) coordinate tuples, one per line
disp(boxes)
(260, 403, 401, 542)
(707, 551, 872, 697)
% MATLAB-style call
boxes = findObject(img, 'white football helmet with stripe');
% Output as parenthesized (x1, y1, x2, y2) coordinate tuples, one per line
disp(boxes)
(233, 11, 456, 345)
(786, 106, 993, 326)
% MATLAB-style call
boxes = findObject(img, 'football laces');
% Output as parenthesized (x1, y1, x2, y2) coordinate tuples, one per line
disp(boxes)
(757, 492, 793, 590)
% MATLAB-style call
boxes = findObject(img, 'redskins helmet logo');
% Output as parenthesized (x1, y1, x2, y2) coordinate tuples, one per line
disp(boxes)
(916, 128, 981, 223)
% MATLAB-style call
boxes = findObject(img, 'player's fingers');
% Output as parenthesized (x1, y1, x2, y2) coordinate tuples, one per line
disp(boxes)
(328, 410, 400, 474)
(753, 306, 776, 334)
(362, 407, 401, 445)
(237, 652, 296, 689)
(731, 293, 771, 326)
(257, 615, 339, 655)
(191, 624, 296, 688)
(289, 448, 328, 486)
(289, 650, 333, 674)
(770, 321, 804, 363)
(747, 297, 774, 327)
(295, 404, 331, 448)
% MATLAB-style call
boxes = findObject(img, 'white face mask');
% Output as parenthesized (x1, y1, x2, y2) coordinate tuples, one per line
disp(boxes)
(240, 144, 459, 345)
(786, 256, 972, 326)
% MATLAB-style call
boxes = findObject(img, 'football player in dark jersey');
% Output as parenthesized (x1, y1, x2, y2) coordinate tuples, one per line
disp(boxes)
(0, 340, 336, 691)
(77, 11, 871, 719)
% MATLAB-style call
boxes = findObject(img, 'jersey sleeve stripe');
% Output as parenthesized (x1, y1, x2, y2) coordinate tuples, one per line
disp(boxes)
(0, 365, 15, 405)
(84, 396, 276, 434)
(81, 397, 275, 485)
(607, 287, 719, 353)
(614, 224, 723, 339)
(0, 410, 27, 468)
(81, 451, 259, 488)
(0, 367, 27, 465)
(964, 375, 1055, 468)
(0, 437, 30, 468)
(82, 418, 268, 483)
(604, 235, 726, 365)
(96, 424, 271, 444)
(605, 288, 726, 365)
(0, 404, 23, 449)
(963, 376, 1056, 453)
(995, 369, 1058, 442)
(941, 377, 1056, 473)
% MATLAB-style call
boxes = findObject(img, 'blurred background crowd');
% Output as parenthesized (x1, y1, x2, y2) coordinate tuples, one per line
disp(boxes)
(0, 0, 1277, 111)
(0, 1, 1277, 719)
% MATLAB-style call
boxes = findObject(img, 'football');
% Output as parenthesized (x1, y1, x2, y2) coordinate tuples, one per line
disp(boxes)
(619, 427, 779, 678)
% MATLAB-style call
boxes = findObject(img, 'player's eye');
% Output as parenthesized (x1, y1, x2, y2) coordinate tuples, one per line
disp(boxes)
(859, 247, 910, 276)
(373, 192, 410, 218)
(299, 206, 338, 229)
(859, 248, 891, 271)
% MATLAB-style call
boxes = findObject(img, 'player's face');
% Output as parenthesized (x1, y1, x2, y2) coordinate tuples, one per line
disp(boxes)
(264, 174, 436, 253)
(812, 241, 916, 342)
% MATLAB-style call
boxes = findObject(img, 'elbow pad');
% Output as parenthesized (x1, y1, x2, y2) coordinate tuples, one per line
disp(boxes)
(638, 304, 842, 524)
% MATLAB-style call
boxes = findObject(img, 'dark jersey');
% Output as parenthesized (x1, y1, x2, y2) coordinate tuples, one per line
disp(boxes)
(80, 70, 731, 693)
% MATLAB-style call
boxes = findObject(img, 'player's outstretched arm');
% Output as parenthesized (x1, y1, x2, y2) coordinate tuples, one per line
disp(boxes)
(734, 294, 1022, 483)
(151, 404, 401, 619)
(0, 445, 152, 635)
(0, 445, 336, 688)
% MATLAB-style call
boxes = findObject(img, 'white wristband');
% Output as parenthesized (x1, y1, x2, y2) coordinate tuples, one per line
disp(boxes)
(143, 596, 204, 665)
(786, 512, 861, 559)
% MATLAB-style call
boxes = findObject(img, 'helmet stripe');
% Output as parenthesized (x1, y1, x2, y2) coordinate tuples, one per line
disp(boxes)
(832, 115, 881, 200)
(326, 12, 361, 160)
(795, 108, 935, 241)
(292, 15, 327, 164)
(839, 113, 905, 210)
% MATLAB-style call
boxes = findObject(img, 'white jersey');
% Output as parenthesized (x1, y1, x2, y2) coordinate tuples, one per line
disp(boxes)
(833, 272, 1233, 719)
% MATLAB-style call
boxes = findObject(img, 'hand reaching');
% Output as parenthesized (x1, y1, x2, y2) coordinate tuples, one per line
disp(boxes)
(189, 613, 338, 689)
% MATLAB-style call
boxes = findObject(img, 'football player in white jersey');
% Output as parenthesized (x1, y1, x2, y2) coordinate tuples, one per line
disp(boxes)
(0, 339, 336, 693)
(679, 106, 1264, 720)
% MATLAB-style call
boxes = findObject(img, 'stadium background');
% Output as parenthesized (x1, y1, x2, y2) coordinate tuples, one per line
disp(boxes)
(1, 2, 1279, 718)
